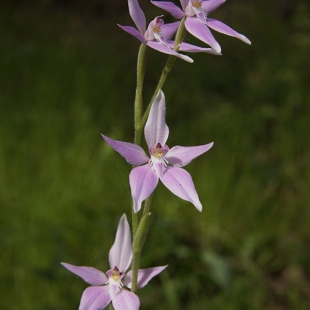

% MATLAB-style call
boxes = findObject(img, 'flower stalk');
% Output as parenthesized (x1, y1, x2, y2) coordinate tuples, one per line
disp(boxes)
(132, 43, 148, 241)
(140, 17, 187, 129)
(131, 209, 151, 293)
(134, 43, 148, 146)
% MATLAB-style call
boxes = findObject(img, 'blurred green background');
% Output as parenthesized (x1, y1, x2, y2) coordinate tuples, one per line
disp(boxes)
(1, 0, 310, 309)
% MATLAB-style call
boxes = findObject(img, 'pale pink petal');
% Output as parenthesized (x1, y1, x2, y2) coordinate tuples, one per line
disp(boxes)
(201, 0, 226, 13)
(180, 0, 190, 11)
(160, 22, 180, 40)
(146, 41, 193, 62)
(185, 17, 221, 53)
(152, 160, 166, 179)
(128, 0, 146, 34)
(130, 165, 159, 213)
(206, 18, 251, 45)
(144, 90, 169, 147)
(178, 42, 221, 54)
(109, 214, 132, 272)
(79, 286, 111, 310)
(165, 142, 214, 167)
(124, 266, 168, 288)
(160, 166, 202, 211)
(102, 135, 149, 166)
(118, 24, 146, 43)
(112, 290, 140, 310)
(108, 280, 120, 299)
(61, 263, 107, 286)
(151, 1, 185, 19)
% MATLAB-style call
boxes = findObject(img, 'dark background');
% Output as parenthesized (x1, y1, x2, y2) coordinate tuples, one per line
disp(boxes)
(1, 0, 310, 309)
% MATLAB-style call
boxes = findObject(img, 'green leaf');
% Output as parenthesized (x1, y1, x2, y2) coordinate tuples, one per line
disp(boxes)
(202, 250, 231, 290)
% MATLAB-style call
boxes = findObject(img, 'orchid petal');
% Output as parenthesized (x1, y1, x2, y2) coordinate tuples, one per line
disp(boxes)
(112, 290, 140, 310)
(180, 0, 190, 11)
(185, 17, 221, 53)
(160, 22, 180, 40)
(151, 1, 185, 19)
(146, 41, 194, 63)
(178, 42, 221, 54)
(109, 214, 132, 272)
(108, 280, 120, 299)
(61, 263, 107, 286)
(152, 160, 166, 179)
(206, 18, 251, 45)
(79, 286, 111, 310)
(161, 166, 202, 211)
(102, 135, 149, 166)
(144, 90, 169, 148)
(130, 165, 159, 213)
(118, 24, 146, 43)
(128, 0, 146, 34)
(201, 0, 226, 13)
(124, 266, 168, 288)
(165, 142, 214, 167)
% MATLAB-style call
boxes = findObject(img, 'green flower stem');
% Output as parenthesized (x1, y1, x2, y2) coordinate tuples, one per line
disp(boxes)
(130, 17, 187, 295)
(134, 43, 148, 146)
(131, 43, 149, 293)
(140, 17, 187, 129)
(143, 195, 152, 215)
(131, 202, 151, 293)
(131, 42, 147, 275)
(132, 208, 139, 240)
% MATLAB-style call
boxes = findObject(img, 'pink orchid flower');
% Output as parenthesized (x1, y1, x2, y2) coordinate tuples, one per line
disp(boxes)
(119, 0, 221, 61)
(102, 90, 213, 213)
(119, 0, 194, 62)
(152, 0, 251, 53)
(62, 214, 167, 310)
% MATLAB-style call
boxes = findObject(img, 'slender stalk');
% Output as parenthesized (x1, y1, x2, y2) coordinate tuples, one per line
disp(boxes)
(132, 42, 148, 246)
(131, 18, 187, 293)
(131, 248, 140, 293)
(143, 195, 152, 215)
(131, 201, 152, 293)
(134, 44, 148, 146)
(131, 43, 148, 293)
(132, 208, 139, 239)
(139, 17, 187, 130)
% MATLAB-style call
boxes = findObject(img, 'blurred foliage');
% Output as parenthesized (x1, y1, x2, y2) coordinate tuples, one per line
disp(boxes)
(1, 0, 310, 309)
